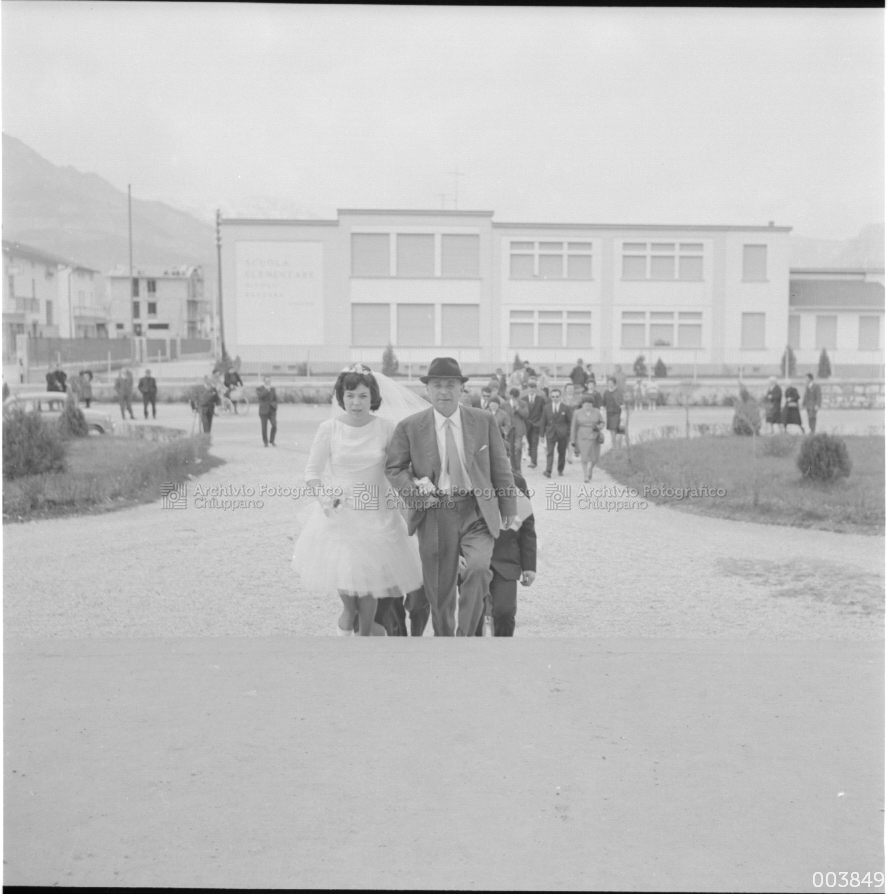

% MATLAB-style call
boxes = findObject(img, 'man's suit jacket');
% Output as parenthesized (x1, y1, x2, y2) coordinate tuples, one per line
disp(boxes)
(256, 385, 278, 415)
(507, 397, 529, 439)
(138, 376, 157, 397)
(523, 392, 546, 428)
(385, 406, 517, 538)
(491, 472, 537, 581)
(542, 401, 573, 440)
(802, 382, 822, 411)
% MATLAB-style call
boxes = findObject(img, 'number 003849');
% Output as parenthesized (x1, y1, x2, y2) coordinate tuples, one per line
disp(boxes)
(812, 871, 885, 888)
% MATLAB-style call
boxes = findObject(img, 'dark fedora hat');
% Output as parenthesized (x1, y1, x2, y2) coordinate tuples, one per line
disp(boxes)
(420, 357, 469, 383)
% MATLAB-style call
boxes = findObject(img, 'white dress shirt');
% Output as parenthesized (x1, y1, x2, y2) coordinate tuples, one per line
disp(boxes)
(433, 407, 470, 491)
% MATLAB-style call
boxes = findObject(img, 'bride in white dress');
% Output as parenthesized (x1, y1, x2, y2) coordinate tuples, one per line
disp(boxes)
(292, 365, 425, 636)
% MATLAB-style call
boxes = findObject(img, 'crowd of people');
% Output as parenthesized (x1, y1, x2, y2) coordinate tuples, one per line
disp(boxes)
(764, 373, 823, 434)
(457, 358, 636, 483)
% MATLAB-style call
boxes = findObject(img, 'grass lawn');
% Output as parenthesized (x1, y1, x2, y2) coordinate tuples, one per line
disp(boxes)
(3, 433, 222, 523)
(599, 434, 885, 535)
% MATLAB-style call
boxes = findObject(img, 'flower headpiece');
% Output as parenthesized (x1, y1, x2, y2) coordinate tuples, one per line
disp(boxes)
(340, 364, 373, 375)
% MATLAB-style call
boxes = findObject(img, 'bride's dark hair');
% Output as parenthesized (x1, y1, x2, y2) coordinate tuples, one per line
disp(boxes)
(334, 366, 382, 411)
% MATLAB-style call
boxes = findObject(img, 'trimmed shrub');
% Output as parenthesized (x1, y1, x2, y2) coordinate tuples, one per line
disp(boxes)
(653, 358, 667, 378)
(58, 393, 89, 439)
(512, 353, 523, 371)
(797, 433, 851, 482)
(3, 408, 67, 480)
(779, 345, 797, 377)
(817, 348, 832, 379)
(732, 393, 762, 436)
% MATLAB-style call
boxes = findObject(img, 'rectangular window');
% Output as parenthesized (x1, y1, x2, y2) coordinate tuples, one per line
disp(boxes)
(509, 240, 592, 280)
(650, 324, 673, 346)
(859, 315, 881, 351)
(650, 255, 675, 279)
(741, 312, 766, 349)
(566, 322, 591, 348)
(131, 278, 140, 297)
(788, 315, 801, 350)
(396, 234, 434, 278)
(397, 303, 434, 345)
(441, 235, 480, 278)
(677, 322, 702, 348)
(621, 324, 646, 348)
(622, 255, 646, 279)
(351, 234, 390, 277)
(147, 279, 157, 294)
(678, 255, 704, 280)
(538, 323, 562, 347)
(147, 302, 157, 316)
(815, 315, 837, 351)
(352, 304, 390, 347)
(742, 245, 768, 281)
(133, 301, 140, 319)
(45, 300, 53, 326)
(508, 309, 591, 347)
(441, 304, 480, 346)
(147, 322, 169, 330)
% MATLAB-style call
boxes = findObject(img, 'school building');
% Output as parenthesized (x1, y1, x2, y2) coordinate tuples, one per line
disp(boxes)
(219, 210, 883, 378)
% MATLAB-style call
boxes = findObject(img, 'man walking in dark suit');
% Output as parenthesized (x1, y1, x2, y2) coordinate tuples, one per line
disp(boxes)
(138, 369, 158, 419)
(802, 372, 822, 433)
(523, 378, 546, 469)
(256, 375, 278, 446)
(474, 471, 536, 637)
(542, 387, 573, 477)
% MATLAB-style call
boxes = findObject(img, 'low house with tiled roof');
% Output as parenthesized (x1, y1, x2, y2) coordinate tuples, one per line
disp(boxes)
(789, 268, 884, 376)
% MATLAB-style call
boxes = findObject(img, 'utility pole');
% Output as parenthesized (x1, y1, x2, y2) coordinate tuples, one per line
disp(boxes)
(216, 209, 228, 363)
(448, 167, 463, 209)
(128, 184, 135, 346)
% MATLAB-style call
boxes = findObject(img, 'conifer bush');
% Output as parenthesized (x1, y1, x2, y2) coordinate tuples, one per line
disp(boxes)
(797, 433, 851, 482)
(2, 408, 67, 480)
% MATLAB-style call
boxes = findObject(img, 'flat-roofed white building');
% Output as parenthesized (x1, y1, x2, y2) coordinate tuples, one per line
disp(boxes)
(789, 268, 885, 377)
(220, 209, 802, 376)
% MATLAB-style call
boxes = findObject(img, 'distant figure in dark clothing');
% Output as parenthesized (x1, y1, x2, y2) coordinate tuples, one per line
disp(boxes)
(765, 376, 782, 434)
(115, 367, 136, 419)
(256, 375, 278, 446)
(782, 381, 804, 434)
(79, 370, 93, 408)
(196, 375, 220, 433)
(803, 373, 823, 433)
(138, 369, 158, 419)
(46, 363, 67, 393)
(602, 376, 623, 449)
(569, 358, 588, 390)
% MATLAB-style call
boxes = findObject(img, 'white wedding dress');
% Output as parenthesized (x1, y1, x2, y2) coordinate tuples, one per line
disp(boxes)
(292, 414, 423, 596)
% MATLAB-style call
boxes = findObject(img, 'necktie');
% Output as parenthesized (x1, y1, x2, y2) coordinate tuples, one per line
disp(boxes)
(444, 418, 468, 491)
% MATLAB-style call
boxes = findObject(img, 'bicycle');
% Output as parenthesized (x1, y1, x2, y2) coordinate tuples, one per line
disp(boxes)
(218, 386, 250, 415)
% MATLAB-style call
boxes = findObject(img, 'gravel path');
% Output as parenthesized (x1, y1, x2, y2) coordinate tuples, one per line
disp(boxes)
(4, 404, 884, 640)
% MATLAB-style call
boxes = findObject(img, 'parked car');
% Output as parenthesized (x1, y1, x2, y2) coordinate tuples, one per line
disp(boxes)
(2, 391, 115, 435)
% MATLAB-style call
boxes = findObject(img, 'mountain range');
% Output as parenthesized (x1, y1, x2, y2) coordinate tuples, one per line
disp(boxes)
(2, 132, 884, 278)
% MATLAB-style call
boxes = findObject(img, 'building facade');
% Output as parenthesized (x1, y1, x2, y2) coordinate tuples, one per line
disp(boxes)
(2, 240, 107, 359)
(107, 266, 209, 339)
(788, 268, 884, 377)
(219, 210, 881, 377)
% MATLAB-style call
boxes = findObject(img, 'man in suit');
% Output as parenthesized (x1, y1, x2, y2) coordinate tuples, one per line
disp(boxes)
(138, 369, 158, 419)
(256, 375, 278, 446)
(522, 378, 546, 469)
(569, 358, 588, 391)
(196, 375, 220, 433)
(115, 367, 136, 420)
(542, 387, 573, 477)
(474, 471, 536, 637)
(386, 357, 517, 637)
(480, 386, 494, 410)
(802, 372, 823, 433)
(507, 387, 529, 472)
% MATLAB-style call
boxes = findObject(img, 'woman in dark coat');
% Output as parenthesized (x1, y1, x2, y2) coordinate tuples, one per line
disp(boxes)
(781, 380, 804, 433)
(764, 376, 782, 434)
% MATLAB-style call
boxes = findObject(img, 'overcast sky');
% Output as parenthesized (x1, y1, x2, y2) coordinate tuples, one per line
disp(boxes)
(3, 3, 883, 239)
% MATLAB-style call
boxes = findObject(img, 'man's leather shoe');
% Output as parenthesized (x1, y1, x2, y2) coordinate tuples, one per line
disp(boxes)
(543, 470, 551, 478)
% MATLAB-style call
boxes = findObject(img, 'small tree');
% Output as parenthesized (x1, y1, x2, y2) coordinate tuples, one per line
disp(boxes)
(382, 344, 399, 377)
(58, 390, 89, 439)
(732, 387, 762, 436)
(633, 354, 648, 377)
(653, 357, 667, 378)
(779, 345, 797, 378)
(512, 353, 523, 371)
(818, 348, 832, 379)
(797, 433, 851, 482)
